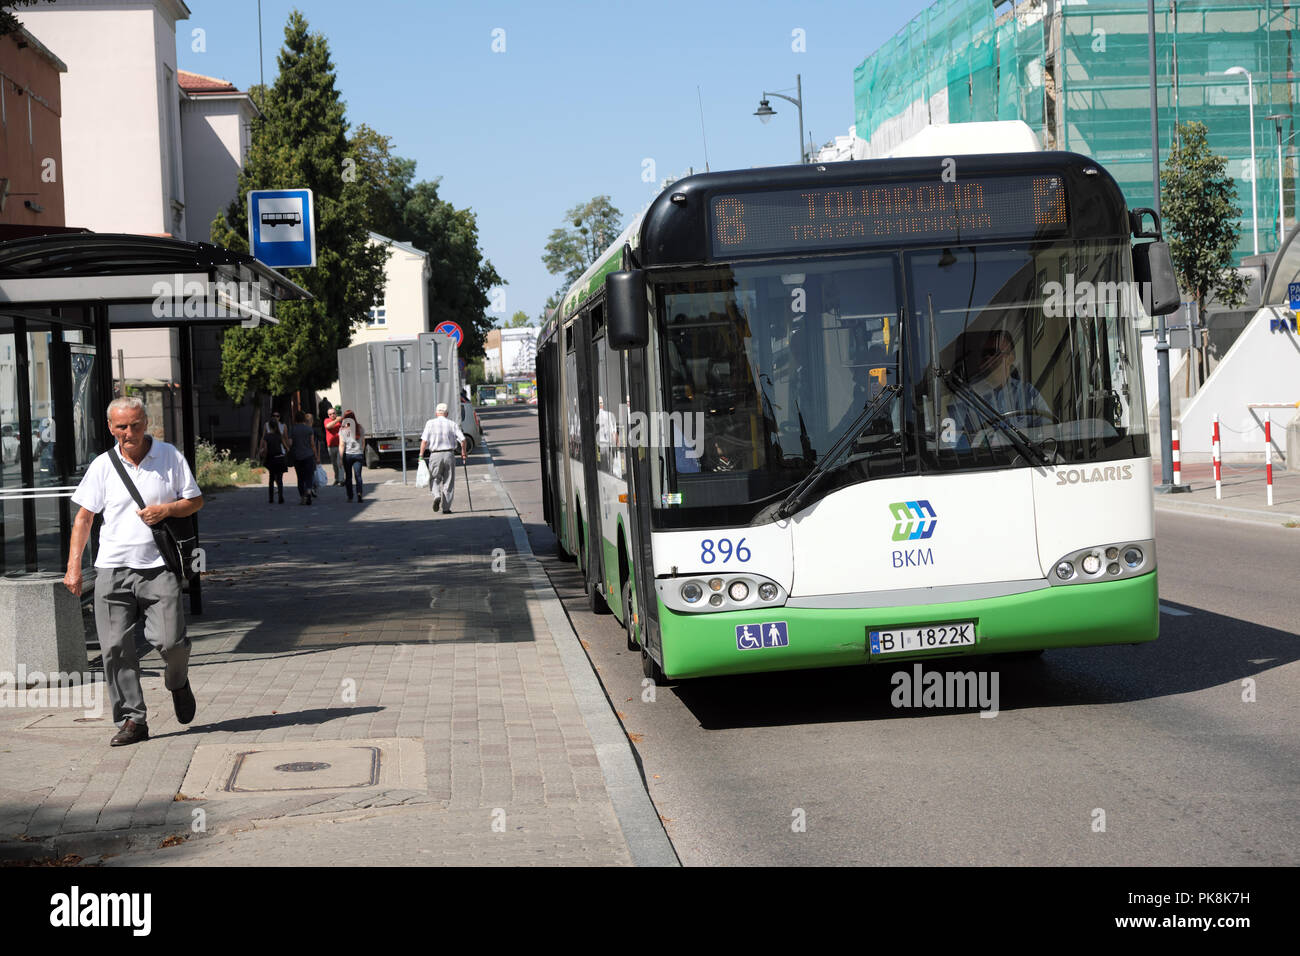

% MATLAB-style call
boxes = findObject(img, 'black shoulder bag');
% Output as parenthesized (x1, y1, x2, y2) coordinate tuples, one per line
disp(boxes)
(107, 444, 199, 588)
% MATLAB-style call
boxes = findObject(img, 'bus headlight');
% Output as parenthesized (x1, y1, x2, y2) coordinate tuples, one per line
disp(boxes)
(1050, 540, 1155, 587)
(681, 582, 703, 603)
(758, 582, 778, 601)
(728, 581, 750, 601)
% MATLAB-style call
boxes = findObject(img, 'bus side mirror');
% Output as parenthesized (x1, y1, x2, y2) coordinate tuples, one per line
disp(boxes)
(1133, 240, 1180, 316)
(607, 270, 648, 350)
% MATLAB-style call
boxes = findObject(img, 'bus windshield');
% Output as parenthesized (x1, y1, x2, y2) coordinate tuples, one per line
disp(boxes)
(653, 239, 1148, 525)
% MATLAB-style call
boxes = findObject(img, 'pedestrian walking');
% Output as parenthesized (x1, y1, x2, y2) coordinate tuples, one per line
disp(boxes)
(418, 402, 466, 514)
(324, 405, 343, 485)
(259, 418, 288, 504)
(288, 410, 317, 505)
(62, 395, 203, 746)
(339, 409, 366, 502)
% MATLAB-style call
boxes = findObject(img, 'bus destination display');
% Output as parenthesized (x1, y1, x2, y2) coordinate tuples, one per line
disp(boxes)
(710, 175, 1067, 256)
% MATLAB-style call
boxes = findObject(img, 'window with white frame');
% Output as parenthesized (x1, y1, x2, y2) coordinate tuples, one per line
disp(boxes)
(367, 301, 387, 327)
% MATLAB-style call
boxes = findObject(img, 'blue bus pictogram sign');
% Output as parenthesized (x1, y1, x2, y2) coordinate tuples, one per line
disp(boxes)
(248, 188, 317, 268)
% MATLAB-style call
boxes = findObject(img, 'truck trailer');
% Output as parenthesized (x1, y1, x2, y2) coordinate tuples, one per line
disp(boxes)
(337, 331, 461, 468)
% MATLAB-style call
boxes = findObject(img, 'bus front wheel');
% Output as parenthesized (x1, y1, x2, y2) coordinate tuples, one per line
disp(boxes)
(641, 647, 669, 686)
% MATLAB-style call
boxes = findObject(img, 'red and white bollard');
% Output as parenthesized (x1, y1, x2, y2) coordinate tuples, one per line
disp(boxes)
(1171, 429, 1181, 486)
(1265, 418, 1274, 507)
(1212, 414, 1222, 500)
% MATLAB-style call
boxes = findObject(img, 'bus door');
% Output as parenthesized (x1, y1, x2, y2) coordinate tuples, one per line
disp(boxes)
(562, 321, 581, 553)
(575, 304, 606, 598)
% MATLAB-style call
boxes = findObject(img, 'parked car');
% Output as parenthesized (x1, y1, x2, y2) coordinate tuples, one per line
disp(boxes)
(460, 395, 483, 453)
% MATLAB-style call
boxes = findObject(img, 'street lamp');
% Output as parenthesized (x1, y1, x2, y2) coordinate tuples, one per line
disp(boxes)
(754, 73, 806, 165)
(1265, 113, 1288, 249)
(1225, 66, 1258, 255)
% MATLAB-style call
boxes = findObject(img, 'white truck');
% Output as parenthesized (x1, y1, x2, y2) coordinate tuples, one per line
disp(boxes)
(337, 331, 463, 468)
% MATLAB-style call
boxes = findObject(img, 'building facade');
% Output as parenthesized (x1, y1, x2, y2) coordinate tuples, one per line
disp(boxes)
(1, 26, 66, 228)
(851, 0, 1296, 263)
(318, 232, 431, 409)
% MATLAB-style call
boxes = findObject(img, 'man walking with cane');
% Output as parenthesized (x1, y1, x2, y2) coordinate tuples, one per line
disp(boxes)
(418, 402, 466, 514)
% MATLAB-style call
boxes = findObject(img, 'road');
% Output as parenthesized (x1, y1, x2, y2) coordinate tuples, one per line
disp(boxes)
(483, 404, 1300, 866)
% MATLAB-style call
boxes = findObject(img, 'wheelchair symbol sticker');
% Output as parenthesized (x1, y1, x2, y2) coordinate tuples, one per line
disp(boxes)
(736, 621, 789, 650)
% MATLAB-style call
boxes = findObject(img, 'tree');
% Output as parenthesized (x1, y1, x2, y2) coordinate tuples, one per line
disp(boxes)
(542, 195, 622, 291)
(348, 123, 416, 240)
(348, 131, 503, 362)
(1160, 121, 1249, 325)
(505, 310, 532, 328)
(210, 11, 387, 419)
(0, 1, 54, 37)
(396, 180, 502, 362)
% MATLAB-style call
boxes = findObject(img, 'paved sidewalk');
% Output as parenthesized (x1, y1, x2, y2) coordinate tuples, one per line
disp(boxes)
(1150, 461, 1300, 526)
(0, 447, 676, 866)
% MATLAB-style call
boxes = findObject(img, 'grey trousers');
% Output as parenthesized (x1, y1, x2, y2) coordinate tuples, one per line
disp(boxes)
(429, 450, 456, 509)
(94, 566, 189, 727)
(329, 446, 342, 483)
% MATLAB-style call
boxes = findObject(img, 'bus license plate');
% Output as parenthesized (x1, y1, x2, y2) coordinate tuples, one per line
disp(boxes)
(869, 622, 976, 656)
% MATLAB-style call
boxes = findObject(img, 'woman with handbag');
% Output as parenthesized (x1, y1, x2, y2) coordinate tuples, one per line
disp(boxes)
(258, 419, 288, 504)
(287, 410, 317, 506)
(339, 409, 365, 503)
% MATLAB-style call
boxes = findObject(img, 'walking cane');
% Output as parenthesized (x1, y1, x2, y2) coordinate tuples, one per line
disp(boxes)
(462, 448, 472, 510)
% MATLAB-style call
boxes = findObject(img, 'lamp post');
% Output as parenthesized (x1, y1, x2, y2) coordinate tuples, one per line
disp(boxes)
(754, 74, 806, 165)
(1265, 113, 1287, 249)
(1226, 66, 1258, 255)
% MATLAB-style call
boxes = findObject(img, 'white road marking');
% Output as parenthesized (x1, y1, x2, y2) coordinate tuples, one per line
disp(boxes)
(1159, 604, 1192, 616)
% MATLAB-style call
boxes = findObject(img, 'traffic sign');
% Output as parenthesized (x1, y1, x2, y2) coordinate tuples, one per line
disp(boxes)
(433, 321, 463, 347)
(1288, 282, 1300, 311)
(248, 188, 317, 268)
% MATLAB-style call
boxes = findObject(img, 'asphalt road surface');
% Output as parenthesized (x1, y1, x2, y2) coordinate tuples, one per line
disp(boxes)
(482, 404, 1300, 867)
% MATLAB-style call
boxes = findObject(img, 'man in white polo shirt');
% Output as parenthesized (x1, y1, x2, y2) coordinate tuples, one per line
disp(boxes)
(63, 396, 204, 747)
(418, 402, 466, 514)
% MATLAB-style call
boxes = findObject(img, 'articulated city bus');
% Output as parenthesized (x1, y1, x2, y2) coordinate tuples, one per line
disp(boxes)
(536, 152, 1179, 683)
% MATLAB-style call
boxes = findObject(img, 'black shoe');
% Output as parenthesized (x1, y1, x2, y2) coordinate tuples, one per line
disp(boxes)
(433, 498, 441, 512)
(443, 507, 452, 514)
(172, 681, 196, 724)
(347, 495, 353, 502)
(279, 496, 285, 504)
(110, 719, 149, 747)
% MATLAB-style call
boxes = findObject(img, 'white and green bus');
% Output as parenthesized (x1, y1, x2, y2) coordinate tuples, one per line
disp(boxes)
(536, 152, 1179, 683)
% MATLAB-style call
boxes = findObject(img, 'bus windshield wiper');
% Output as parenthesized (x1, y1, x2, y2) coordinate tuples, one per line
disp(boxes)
(924, 294, 1048, 469)
(773, 383, 900, 520)
(942, 372, 1050, 468)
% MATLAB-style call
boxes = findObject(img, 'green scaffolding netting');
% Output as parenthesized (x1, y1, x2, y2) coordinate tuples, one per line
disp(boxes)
(853, 0, 1299, 262)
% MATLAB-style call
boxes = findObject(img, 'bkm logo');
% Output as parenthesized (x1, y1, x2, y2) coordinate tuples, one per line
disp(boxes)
(890, 500, 937, 541)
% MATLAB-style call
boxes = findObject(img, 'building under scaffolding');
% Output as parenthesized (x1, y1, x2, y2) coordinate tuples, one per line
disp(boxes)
(852, 0, 1298, 263)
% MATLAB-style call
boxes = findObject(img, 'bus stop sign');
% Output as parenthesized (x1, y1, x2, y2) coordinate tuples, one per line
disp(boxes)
(248, 188, 317, 268)
(1289, 282, 1300, 311)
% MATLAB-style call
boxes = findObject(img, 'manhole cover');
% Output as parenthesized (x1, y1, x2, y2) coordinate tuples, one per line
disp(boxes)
(180, 738, 426, 798)
(225, 746, 381, 792)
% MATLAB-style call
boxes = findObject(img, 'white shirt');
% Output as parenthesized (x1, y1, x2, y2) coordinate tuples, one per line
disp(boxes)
(71, 438, 201, 570)
(420, 416, 464, 452)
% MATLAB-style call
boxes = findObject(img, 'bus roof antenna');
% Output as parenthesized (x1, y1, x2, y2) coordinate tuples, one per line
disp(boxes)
(698, 86, 711, 172)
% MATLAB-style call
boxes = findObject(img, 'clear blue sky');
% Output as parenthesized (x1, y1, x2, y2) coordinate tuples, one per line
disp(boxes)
(178, 0, 925, 327)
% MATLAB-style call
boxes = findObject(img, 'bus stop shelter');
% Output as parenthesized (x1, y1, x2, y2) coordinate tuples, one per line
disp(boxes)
(0, 228, 309, 670)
